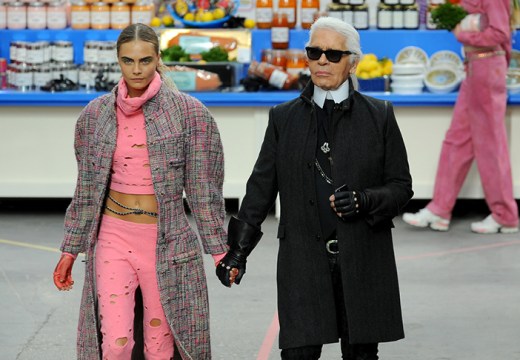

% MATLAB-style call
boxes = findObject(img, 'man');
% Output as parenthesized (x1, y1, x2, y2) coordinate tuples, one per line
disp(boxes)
(217, 17, 413, 359)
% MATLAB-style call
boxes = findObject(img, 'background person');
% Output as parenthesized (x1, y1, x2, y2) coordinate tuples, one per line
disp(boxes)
(403, 0, 519, 234)
(216, 17, 413, 360)
(52, 23, 231, 359)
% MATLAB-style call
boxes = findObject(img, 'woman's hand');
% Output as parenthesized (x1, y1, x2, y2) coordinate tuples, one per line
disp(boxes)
(53, 254, 75, 291)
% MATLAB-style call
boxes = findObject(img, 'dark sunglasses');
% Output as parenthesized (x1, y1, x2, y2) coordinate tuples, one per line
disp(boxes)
(305, 46, 354, 63)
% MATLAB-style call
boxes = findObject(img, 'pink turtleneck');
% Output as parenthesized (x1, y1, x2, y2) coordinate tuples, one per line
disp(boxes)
(110, 73, 162, 195)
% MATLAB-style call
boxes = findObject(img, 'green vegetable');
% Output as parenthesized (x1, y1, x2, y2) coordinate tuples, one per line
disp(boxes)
(200, 46, 229, 62)
(161, 45, 191, 62)
(430, 3, 468, 31)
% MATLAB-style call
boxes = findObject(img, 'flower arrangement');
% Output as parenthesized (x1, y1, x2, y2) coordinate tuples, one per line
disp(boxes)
(430, 1, 468, 31)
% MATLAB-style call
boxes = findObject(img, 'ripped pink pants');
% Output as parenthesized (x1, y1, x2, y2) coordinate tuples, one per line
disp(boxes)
(427, 54, 519, 227)
(96, 215, 174, 360)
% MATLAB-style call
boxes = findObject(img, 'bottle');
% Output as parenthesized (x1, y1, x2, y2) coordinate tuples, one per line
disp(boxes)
(255, 0, 273, 29)
(27, 1, 46, 29)
(403, 4, 419, 29)
(91, 2, 110, 29)
(285, 49, 306, 76)
(70, 0, 90, 29)
(392, 5, 404, 29)
(352, 4, 368, 29)
(271, 12, 289, 49)
(247, 60, 298, 90)
(110, 2, 130, 29)
(271, 49, 287, 68)
(301, 0, 319, 29)
(46, 1, 67, 29)
(278, 0, 296, 29)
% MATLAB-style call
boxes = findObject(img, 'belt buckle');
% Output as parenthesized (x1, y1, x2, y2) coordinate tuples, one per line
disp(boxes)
(326, 239, 339, 255)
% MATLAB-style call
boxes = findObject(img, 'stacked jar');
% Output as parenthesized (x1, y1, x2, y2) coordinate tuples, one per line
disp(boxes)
(326, 1, 368, 30)
(260, 48, 307, 76)
(377, 0, 419, 30)
(69, 0, 133, 29)
(79, 40, 120, 90)
(3, 1, 67, 29)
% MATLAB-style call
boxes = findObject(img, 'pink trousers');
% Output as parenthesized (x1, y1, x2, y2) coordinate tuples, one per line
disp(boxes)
(96, 215, 174, 360)
(427, 55, 519, 227)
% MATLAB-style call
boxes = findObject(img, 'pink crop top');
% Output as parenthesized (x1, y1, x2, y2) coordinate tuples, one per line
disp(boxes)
(110, 75, 161, 195)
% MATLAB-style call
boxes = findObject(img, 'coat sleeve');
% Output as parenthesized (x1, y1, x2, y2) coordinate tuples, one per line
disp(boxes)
(61, 106, 96, 255)
(183, 100, 228, 255)
(456, 0, 510, 49)
(237, 107, 279, 229)
(363, 101, 413, 227)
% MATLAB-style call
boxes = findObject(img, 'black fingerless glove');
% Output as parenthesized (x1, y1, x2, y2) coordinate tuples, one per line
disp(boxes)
(216, 217, 263, 287)
(333, 190, 369, 219)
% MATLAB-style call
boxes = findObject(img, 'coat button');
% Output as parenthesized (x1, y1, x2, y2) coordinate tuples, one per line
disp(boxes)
(316, 234, 321, 241)
(309, 199, 315, 205)
(307, 162, 312, 168)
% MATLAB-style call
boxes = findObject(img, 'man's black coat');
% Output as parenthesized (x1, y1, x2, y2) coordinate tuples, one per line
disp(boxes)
(238, 80, 413, 349)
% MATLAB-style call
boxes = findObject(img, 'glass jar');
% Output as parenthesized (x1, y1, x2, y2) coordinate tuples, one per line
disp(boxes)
(271, 12, 289, 50)
(278, 0, 296, 29)
(33, 64, 52, 90)
(352, 4, 368, 30)
(0, 2, 7, 29)
(255, 0, 273, 29)
(327, 3, 343, 21)
(98, 41, 117, 64)
(52, 40, 74, 62)
(91, 2, 110, 29)
(47, 1, 67, 29)
(271, 49, 287, 68)
(131, 0, 154, 25)
(285, 49, 306, 76)
(38, 41, 51, 62)
(377, 3, 393, 29)
(26, 42, 45, 64)
(7, 1, 27, 30)
(17, 63, 33, 92)
(261, 49, 273, 63)
(342, 5, 353, 24)
(27, 2, 46, 29)
(70, 0, 90, 29)
(110, 2, 130, 29)
(301, 0, 319, 29)
(349, 0, 364, 4)
(107, 63, 121, 84)
(403, 4, 419, 29)
(392, 5, 404, 29)
(83, 40, 99, 64)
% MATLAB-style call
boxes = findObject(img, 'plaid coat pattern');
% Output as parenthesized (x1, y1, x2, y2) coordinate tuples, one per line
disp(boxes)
(60, 83, 228, 359)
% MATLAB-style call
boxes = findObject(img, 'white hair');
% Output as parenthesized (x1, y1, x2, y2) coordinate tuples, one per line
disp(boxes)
(306, 16, 363, 64)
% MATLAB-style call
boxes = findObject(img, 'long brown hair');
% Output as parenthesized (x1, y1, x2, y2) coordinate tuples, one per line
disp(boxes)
(116, 23, 176, 90)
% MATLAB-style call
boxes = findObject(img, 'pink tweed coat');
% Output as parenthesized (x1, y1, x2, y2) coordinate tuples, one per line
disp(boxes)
(60, 82, 228, 359)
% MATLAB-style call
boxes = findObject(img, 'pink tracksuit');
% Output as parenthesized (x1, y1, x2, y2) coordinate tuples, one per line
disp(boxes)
(427, 0, 519, 227)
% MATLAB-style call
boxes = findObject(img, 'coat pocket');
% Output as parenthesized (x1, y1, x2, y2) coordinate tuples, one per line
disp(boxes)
(171, 249, 200, 265)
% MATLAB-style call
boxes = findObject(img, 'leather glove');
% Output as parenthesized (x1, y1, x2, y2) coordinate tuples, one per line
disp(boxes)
(216, 216, 263, 287)
(330, 189, 369, 219)
(216, 250, 246, 287)
(53, 254, 75, 291)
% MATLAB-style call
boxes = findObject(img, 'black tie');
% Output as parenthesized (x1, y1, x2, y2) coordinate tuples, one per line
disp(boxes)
(324, 99, 336, 118)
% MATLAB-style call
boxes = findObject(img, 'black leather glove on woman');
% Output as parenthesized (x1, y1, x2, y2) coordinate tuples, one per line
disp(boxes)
(330, 189, 370, 219)
(216, 216, 263, 287)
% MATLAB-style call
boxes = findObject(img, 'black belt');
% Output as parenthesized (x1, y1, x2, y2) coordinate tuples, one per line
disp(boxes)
(325, 239, 339, 255)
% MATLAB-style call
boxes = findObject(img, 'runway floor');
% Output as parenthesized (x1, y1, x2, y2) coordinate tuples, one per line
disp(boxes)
(1, 199, 520, 360)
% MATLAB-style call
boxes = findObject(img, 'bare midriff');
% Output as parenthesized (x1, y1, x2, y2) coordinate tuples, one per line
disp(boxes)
(103, 189, 158, 224)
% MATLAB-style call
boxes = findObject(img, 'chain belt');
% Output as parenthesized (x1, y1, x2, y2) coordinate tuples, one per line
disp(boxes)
(464, 50, 505, 63)
(105, 194, 158, 218)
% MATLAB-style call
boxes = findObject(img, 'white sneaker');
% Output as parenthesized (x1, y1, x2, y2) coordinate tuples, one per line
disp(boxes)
(402, 208, 450, 231)
(470, 215, 519, 234)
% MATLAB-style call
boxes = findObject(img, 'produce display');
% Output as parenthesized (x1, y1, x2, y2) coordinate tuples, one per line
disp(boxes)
(355, 54, 393, 80)
(169, 0, 238, 26)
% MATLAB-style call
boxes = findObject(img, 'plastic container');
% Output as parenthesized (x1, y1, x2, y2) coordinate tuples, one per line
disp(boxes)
(27, 2, 46, 29)
(131, 0, 154, 25)
(47, 1, 67, 29)
(7, 2, 27, 30)
(278, 0, 296, 29)
(110, 2, 130, 29)
(90, 2, 110, 29)
(255, 0, 273, 29)
(70, 0, 90, 29)
(301, 0, 319, 29)
(271, 12, 289, 49)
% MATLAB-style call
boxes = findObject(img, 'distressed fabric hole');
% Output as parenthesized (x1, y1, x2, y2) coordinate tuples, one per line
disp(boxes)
(150, 318, 161, 327)
(115, 337, 128, 347)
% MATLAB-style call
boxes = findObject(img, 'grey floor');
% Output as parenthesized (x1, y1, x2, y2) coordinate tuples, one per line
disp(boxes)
(1, 200, 520, 360)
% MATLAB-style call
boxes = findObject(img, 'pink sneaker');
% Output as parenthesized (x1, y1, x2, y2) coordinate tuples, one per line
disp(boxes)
(470, 215, 519, 234)
(402, 208, 450, 231)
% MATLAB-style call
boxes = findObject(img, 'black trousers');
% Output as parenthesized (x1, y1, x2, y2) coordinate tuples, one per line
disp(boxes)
(280, 252, 379, 360)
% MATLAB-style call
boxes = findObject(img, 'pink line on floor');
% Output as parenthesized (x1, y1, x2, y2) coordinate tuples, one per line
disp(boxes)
(256, 239, 520, 359)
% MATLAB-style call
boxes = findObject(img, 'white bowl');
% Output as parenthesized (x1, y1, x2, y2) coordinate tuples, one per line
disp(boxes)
(391, 83, 424, 94)
(390, 73, 424, 86)
(429, 50, 463, 71)
(395, 46, 429, 66)
(392, 63, 426, 75)
(424, 66, 461, 93)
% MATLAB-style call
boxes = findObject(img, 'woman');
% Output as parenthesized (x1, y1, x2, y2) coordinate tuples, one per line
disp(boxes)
(52, 23, 230, 359)
(403, 0, 519, 234)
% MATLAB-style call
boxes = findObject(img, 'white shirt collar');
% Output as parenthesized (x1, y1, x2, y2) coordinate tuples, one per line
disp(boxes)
(312, 80, 350, 109)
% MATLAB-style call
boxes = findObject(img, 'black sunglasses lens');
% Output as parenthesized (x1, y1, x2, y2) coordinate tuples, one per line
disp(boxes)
(306, 47, 322, 60)
(326, 50, 342, 62)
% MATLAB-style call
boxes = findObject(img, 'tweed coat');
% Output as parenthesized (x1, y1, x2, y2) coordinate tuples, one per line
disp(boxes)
(238, 80, 413, 349)
(60, 81, 228, 360)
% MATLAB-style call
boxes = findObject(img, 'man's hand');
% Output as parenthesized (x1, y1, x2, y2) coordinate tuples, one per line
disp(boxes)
(216, 250, 247, 287)
(53, 254, 75, 291)
(330, 190, 368, 219)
